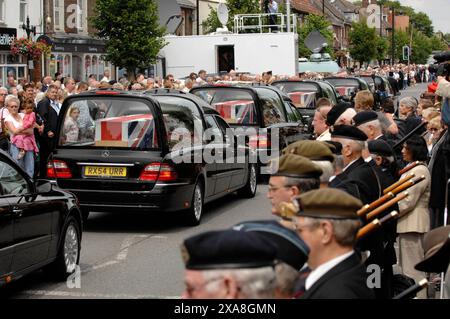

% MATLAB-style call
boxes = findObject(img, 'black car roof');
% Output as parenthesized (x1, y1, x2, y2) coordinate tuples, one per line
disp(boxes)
(190, 84, 291, 101)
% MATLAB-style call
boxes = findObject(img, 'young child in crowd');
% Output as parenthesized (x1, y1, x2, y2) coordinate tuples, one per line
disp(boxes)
(11, 99, 39, 159)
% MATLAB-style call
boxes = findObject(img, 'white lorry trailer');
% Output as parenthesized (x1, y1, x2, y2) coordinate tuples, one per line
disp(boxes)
(159, 32, 299, 78)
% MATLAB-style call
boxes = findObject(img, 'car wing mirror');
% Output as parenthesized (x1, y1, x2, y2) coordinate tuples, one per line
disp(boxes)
(36, 180, 53, 193)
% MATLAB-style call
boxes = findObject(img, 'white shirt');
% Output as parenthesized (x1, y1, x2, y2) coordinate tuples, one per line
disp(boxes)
(316, 129, 331, 141)
(305, 251, 355, 290)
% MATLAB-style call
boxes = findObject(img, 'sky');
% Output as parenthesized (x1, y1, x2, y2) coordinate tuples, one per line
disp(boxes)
(351, 0, 450, 34)
(398, 0, 450, 33)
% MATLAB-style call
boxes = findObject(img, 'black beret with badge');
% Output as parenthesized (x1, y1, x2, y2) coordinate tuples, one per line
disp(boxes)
(233, 220, 310, 271)
(181, 229, 277, 270)
(294, 188, 363, 220)
(330, 125, 368, 141)
(326, 101, 352, 126)
(368, 139, 394, 157)
(352, 111, 378, 127)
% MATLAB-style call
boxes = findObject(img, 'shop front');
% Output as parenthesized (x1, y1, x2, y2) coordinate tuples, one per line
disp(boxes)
(47, 39, 113, 81)
(0, 28, 27, 86)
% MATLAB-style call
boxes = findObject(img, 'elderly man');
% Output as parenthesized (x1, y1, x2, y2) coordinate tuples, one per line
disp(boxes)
(313, 99, 332, 141)
(64, 77, 76, 96)
(181, 229, 282, 299)
(326, 101, 356, 127)
(282, 140, 335, 188)
(292, 188, 375, 299)
(41, 75, 53, 92)
(37, 84, 60, 177)
(233, 220, 310, 298)
(267, 153, 322, 218)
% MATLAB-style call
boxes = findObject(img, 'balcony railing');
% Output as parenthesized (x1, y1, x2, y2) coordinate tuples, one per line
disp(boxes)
(233, 13, 297, 34)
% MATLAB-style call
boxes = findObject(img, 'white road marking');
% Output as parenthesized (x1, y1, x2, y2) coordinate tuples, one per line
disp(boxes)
(20, 289, 180, 299)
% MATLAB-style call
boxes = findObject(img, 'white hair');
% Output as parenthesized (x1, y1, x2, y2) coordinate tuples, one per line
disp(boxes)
(313, 160, 335, 184)
(5, 94, 19, 107)
(203, 266, 276, 298)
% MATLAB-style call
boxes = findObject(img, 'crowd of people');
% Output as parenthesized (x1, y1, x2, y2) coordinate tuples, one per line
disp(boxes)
(1, 65, 449, 299)
(179, 73, 450, 299)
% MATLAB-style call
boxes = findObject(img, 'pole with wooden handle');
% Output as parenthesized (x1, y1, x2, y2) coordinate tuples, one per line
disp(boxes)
(356, 211, 399, 240)
(357, 192, 395, 217)
(389, 175, 425, 195)
(366, 192, 408, 220)
(397, 161, 420, 176)
(383, 173, 415, 194)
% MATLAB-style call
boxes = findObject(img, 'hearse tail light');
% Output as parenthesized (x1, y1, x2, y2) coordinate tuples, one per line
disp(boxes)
(249, 134, 271, 149)
(47, 160, 72, 178)
(139, 163, 177, 181)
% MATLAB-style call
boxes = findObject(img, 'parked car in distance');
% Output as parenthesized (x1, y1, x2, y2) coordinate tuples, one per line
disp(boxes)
(50, 89, 257, 226)
(0, 150, 82, 286)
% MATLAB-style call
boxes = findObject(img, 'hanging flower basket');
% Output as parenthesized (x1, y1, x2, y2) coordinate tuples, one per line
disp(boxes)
(10, 37, 52, 61)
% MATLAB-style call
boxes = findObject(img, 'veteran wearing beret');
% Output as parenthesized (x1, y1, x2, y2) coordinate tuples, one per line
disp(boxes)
(268, 154, 322, 218)
(326, 101, 356, 127)
(291, 188, 375, 299)
(181, 229, 278, 299)
(233, 220, 310, 298)
(282, 140, 335, 188)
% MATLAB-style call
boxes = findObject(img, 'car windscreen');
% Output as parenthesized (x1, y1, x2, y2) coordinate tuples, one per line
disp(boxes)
(58, 97, 159, 150)
(191, 88, 258, 125)
(325, 78, 359, 98)
(272, 82, 317, 109)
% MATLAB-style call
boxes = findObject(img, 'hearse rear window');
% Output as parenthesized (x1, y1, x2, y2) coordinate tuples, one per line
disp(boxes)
(192, 89, 257, 125)
(58, 98, 159, 150)
(272, 82, 318, 109)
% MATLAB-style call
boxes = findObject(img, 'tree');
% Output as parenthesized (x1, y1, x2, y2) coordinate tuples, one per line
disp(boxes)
(91, 0, 166, 80)
(201, 6, 222, 34)
(349, 20, 378, 65)
(375, 36, 389, 64)
(410, 30, 432, 64)
(410, 12, 434, 37)
(297, 14, 333, 58)
(202, 0, 261, 33)
(429, 35, 448, 51)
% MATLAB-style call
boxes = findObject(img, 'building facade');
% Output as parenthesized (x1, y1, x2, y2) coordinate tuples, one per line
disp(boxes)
(43, 0, 112, 82)
(0, 0, 43, 85)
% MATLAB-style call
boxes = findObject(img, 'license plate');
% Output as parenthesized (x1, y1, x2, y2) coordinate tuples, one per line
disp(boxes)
(84, 166, 127, 178)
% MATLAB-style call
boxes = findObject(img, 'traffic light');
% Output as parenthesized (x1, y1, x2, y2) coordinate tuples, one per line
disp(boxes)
(402, 46, 410, 61)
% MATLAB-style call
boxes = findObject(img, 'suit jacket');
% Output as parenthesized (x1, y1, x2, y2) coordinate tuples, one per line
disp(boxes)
(300, 253, 375, 299)
(429, 131, 450, 209)
(329, 157, 381, 205)
(37, 97, 59, 135)
(397, 163, 431, 234)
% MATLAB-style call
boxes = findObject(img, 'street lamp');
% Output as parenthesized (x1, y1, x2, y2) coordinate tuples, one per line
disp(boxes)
(22, 16, 37, 40)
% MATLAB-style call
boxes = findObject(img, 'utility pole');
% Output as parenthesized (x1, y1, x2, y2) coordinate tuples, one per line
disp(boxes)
(391, 7, 395, 65)
(22, 16, 36, 40)
(379, 3, 382, 37)
(196, 0, 199, 35)
(323, 0, 325, 15)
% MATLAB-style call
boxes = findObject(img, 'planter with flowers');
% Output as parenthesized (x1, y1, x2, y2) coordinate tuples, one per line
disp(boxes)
(10, 37, 52, 81)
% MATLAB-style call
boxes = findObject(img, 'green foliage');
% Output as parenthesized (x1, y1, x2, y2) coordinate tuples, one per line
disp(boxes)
(429, 36, 448, 51)
(349, 20, 378, 65)
(375, 36, 389, 62)
(410, 12, 434, 37)
(201, 6, 222, 34)
(90, 0, 166, 80)
(445, 33, 450, 43)
(297, 14, 333, 58)
(410, 30, 432, 64)
(202, 0, 261, 33)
